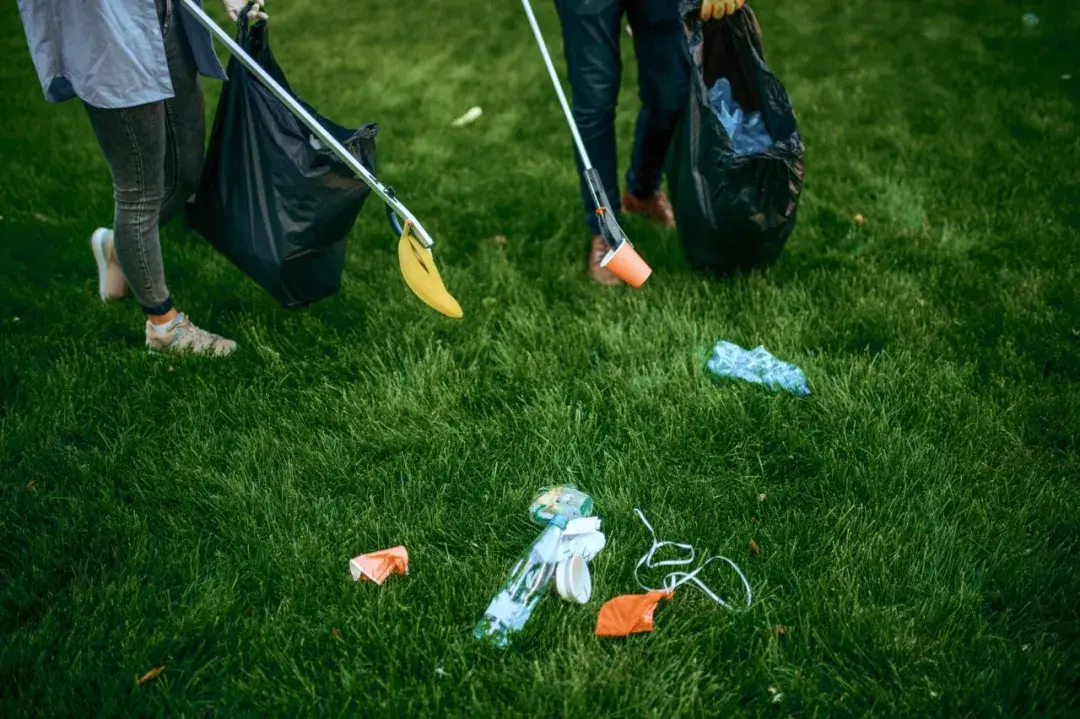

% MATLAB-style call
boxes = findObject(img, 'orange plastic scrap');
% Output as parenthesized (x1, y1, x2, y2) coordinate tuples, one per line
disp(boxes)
(349, 546, 409, 584)
(595, 590, 674, 637)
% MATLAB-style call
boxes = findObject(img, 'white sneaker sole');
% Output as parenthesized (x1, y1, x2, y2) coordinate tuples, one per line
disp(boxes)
(91, 228, 111, 303)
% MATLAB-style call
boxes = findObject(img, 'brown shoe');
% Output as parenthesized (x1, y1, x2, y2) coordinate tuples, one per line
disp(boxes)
(621, 189, 676, 229)
(588, 235, 624, 286)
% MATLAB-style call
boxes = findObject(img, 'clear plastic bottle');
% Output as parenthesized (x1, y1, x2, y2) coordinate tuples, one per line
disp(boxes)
(474, 487, 593, 647)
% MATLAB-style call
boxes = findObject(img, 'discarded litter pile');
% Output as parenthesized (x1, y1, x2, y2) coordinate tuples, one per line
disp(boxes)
(340, 486, 756, 646)
(474, 487, 606, 647)
(347, 488, 753, 645)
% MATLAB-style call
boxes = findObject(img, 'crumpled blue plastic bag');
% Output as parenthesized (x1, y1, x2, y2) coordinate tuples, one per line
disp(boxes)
(706, 78, 773, 156)
(707, 340, 810, 396)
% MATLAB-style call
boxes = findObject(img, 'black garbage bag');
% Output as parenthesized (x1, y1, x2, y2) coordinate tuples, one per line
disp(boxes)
(186, 16, 377, 308)
(667, 3, 804, 275)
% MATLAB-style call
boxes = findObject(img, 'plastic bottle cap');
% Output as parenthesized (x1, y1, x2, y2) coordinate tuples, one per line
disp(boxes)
(554, 555, 591, 604)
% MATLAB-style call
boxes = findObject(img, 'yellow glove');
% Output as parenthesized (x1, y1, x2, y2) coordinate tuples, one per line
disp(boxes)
(700, 0, 745, 21)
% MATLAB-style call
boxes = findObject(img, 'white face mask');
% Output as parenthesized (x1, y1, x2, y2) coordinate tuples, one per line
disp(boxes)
(559, 516, 607, 562)
(633, 508, 752, 610)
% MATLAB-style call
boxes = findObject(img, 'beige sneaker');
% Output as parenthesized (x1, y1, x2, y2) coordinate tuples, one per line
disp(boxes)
(91, 228, 128, 301)
(145, 313, 237, 357)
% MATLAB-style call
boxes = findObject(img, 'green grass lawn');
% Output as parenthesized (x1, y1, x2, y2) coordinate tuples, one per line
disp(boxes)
(2, 0, 1078, 715)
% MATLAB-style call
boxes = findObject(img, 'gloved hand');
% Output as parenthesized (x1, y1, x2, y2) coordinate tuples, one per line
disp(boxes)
(223, 0, 268, 22)
(700, 0, 745, 21)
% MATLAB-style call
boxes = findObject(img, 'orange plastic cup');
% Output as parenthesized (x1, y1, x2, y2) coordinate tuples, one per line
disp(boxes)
(601, 242, 652, 287)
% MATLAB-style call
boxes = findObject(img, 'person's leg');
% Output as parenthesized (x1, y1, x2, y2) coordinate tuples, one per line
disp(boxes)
(624, 0, 688, 205)
(84, 0, 233, 355)
(84, 99, 174, 315)
(554, 0, 624, 236)
(85, 0, 202, 313)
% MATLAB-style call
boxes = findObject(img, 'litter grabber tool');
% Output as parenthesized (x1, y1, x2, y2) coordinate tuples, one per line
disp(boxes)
(519, 0, 653, 288)
(474, 487, 603, 647)
(180, 0, 462, 318)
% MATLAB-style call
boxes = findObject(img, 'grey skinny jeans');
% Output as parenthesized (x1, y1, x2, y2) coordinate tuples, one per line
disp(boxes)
(83, 0, 205, 314)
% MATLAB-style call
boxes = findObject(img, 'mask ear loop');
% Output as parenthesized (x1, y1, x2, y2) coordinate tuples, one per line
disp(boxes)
(634, 509, 695, 593)
(663, 555, 753, 609)
(633, 509, 753, 610)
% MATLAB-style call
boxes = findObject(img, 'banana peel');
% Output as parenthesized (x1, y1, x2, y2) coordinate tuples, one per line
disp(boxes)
(397, 219, 463, 319)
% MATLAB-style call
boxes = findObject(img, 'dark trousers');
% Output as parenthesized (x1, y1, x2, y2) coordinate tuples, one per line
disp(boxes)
(82, 0, 205, 314)
(554, 0, 688, 235)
